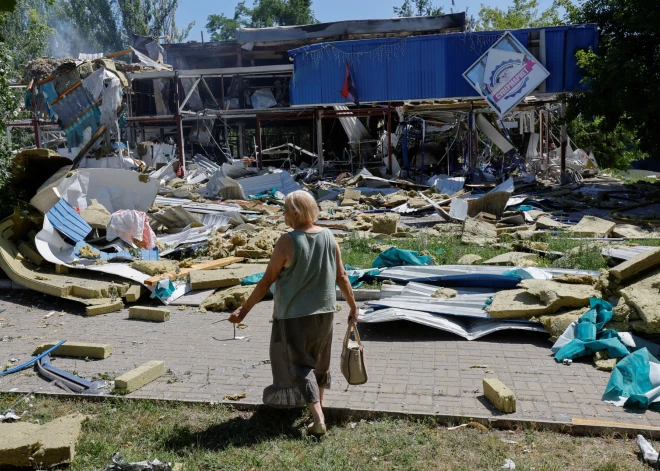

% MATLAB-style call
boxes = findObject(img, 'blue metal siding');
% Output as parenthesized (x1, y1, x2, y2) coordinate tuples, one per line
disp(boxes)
(544, 30, 566, 91)
(565, 27, 599, 91)
(289, 24, 598, 105)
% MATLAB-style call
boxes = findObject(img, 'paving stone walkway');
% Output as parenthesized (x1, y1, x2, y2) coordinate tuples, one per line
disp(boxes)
(1, 289, 659, 429)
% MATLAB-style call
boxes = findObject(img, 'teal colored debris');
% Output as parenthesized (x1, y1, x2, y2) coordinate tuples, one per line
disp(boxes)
(554, 298, 629, 362)
(242, 272, 265, 285)
(602, 348, 660, 410)
(372, 247, 434, 269)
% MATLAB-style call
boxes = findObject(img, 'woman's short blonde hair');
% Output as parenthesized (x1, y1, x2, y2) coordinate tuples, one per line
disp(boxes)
(285, 190, 319, 225)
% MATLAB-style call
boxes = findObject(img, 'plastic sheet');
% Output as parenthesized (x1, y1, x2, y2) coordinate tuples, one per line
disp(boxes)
(106, 210, 157, 249)
(372, 247, 433, 269)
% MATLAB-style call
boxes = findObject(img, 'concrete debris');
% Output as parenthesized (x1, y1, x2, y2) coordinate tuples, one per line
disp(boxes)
(519, 279, 599, 307)
(189, 264, 266, 290)
(483, 378, 516, 413)
(130, 260, 178, 276)
(620, 268, 660, 333)
(115, 360, 165, 393)
(539, 308, 586, 341)
(611, 224, 654, 239)
(86, 300, 124, 316)
(80, 199, 111, 229)
(551, 274, 596, 285)
(569, 215, 616, 238)
(609, 247, 660, 283)
(461, 218, 497, 247)
(372, 213, 400, 235)
(129, 306, 170, 322)
(201, 285, 254, 312)
(34, 341, 112, 359)
(593, 351, 617, 372)
(482, 252, 538, 266)
(0, 413, 88, 468)
(535, 216, 564, 229)
(431, 288, 458, 299)
(457, 254, 482, 265)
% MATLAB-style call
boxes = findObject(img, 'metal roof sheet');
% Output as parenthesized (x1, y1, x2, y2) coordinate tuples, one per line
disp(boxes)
(46, 199, 92, 243)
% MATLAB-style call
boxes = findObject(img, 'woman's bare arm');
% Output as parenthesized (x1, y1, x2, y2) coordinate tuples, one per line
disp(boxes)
(335, 242, 358, 322)
(228, 234, 291, 323)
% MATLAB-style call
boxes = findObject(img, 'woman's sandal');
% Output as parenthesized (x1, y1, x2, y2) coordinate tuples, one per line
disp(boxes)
(307, 422, 327, 437)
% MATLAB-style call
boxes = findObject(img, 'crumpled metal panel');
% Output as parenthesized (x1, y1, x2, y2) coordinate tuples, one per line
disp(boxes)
(359, 308, 546, 341)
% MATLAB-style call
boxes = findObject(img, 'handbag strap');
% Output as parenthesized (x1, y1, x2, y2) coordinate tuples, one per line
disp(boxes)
(346, 320, 363, 346)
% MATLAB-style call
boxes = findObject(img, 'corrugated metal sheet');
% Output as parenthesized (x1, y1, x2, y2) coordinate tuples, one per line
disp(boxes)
(602, 245, 657, 261)
(236, 171, 303, 196)
(47, 199, 92, 242)
(289, 25, 598, 105)
(358, 308, 546, 340)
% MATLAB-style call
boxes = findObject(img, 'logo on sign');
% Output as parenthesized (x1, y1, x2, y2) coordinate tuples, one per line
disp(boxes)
(488, 56, 537, 103)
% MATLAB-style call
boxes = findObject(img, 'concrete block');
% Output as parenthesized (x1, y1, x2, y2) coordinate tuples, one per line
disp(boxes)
(462, 218, 497, 247)
(114, 360, 165, 393)
(610, 247, 660, 283)
(482, 252, 538, 266)
(372, 213, 400, 235)
(569, 215, 616, 238)
(18, 242, 44, 266)
(129, 306, 170, 322)
(457, 254, 482, 265)
(483, 378, 516, 413)
(536, 216, 564, 229)
(34, 341, 112, 359)
(124, 284, 144, 303)
(85, 300, 124, 316)
(0, 413, 87, 468)
(188, 265, 266, 290)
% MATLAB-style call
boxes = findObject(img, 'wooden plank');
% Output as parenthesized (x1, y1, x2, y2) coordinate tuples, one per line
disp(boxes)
(104, 49, 132, 59)
(571, 418, 660, 431)
(71, 124, 107, 168)
(144, 257, 245, 286)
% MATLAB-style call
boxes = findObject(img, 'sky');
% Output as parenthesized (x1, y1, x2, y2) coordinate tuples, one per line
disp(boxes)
(175, 0, 556, 42)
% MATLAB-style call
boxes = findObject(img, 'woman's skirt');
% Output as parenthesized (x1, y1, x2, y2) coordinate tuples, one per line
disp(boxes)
(263, 312, 334, 408)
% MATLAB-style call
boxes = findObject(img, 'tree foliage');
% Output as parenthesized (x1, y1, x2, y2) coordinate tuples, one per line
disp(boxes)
(206, 0, 317, 42)
(0, 0, 54, 71)
(117, 0, 194, 43)
(476, 0, 567, 31)
(393, 0, 443, 17)
(569, 0, 660, 160)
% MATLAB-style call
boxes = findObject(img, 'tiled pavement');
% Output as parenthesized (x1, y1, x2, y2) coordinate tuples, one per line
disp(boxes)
(1, 289, 659, 428)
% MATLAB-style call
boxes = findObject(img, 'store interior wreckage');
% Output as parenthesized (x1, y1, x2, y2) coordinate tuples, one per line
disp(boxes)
(8, 13, 660, 408)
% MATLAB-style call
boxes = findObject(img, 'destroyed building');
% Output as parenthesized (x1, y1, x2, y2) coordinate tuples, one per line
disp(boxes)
(8, 13, 660, 415)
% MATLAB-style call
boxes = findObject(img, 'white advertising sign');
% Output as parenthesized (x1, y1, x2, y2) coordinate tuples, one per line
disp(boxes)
(463, 32, 550, 118)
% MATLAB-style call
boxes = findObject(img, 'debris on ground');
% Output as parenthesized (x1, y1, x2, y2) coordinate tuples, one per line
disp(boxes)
(103, 452, 182, 471)
(0, 413, 88, 468)
(224, 392, 247, 401)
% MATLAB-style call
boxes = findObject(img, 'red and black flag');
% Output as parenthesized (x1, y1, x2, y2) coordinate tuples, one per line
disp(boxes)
(341, 59, 359, 106)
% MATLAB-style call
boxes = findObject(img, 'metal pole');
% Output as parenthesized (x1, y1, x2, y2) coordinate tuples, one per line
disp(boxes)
(173, 71, 186, 174)
(238, 121, 245, 158)
(31, 84, 40, 148)
(316, 109, 323, 174)
(560, 98, 567, 174)
(387, 105, 392, 174)
(256, 116, 263, 169)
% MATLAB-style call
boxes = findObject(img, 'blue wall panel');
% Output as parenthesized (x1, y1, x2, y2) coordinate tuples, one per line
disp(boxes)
(289, 24, 598, 105)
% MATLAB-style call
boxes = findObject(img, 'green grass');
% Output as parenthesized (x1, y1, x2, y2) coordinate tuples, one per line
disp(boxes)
(340, 230, 615, 272)
(0, 394, 649, 471)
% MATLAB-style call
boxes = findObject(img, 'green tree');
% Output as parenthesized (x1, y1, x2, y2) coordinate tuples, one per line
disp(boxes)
(0, 0, 54, 71)
(569, 0, 660, 160)
(117, 0, 194, 43)
(393, 0, 443, 17)
(206, 0, 317, 42)
(476, 0, 567, 31)
(54, 0, 125, 54)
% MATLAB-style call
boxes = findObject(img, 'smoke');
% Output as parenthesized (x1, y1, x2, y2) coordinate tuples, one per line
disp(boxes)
(48, 16, 100, 59)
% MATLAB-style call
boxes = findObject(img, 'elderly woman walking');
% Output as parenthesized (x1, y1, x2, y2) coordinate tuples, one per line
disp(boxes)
(229, 190, 358, 436)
